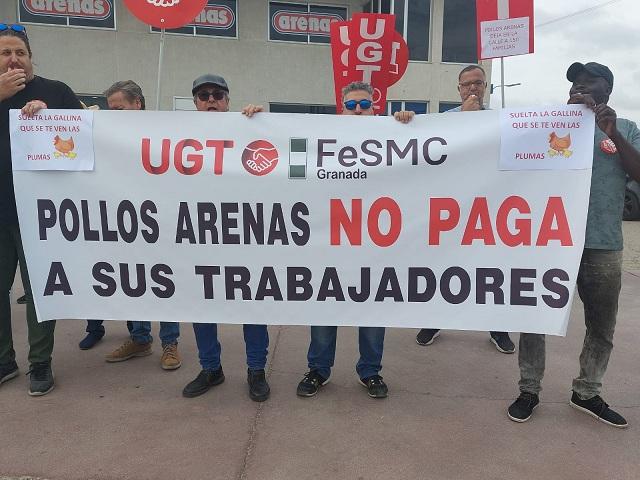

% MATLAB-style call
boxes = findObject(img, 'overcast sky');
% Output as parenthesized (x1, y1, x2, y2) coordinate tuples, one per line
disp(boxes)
(488, 0, 640, 121)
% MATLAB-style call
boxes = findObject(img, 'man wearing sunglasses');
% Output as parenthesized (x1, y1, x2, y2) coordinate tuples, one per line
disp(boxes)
(415, 64, 516, 354)
(297, 81, 389, 399)
(182, 73, 270, 402)
(0, 24, 82, 396)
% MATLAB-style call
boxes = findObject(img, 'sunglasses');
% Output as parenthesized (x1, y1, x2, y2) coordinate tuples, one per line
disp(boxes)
(343, 99, 373, 111)
(196, 90, 226, 102)
(0, 24, 27, 36)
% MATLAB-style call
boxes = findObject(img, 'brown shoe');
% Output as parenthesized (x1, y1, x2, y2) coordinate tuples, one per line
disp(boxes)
(160, 343, 182, 370)
(105, 339, 152, 363)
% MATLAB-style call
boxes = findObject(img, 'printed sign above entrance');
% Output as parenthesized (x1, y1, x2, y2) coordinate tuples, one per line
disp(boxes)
(151, 0, 237, 38)
(269, 2, 348, 44)
(19, 0, 116, 29)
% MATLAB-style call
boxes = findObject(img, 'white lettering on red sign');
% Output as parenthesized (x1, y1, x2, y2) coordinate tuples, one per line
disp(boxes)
(194, 5, 234, 28)
(273, 11, 343, 35)
(23, 0, 110, 19)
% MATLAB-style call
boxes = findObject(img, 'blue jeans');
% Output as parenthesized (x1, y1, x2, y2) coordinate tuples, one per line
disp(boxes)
(85, 320, 133, 336)
(130, 321, 180, 347)
(192, 323, 268, 371)
(307, 326, 385, 380)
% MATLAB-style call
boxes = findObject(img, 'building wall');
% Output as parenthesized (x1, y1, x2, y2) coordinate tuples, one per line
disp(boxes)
(1, 0, 491, 112)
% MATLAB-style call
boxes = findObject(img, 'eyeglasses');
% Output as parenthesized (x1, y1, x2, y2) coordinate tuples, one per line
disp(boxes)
(458, 80, 485, 88)
(0, 24, 27, 36)
(196, 90, 226, 102)
(343, 99, 373, 110)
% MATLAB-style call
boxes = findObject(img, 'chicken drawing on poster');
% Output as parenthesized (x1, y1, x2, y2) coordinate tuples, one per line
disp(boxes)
(9, 109, 95, 171)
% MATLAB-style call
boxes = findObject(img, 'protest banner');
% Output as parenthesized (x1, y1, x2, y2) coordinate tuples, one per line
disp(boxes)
(10, 106, 594, 335)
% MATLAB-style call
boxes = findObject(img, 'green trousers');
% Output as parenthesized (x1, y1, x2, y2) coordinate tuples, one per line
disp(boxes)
(0, 224, 55, 365)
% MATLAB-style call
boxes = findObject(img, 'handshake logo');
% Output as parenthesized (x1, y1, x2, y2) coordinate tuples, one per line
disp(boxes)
(146, 0, 181, 6)
(242, 140, 279, 176)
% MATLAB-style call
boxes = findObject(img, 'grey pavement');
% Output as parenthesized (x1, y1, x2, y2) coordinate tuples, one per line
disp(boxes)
(2, 224, 640, 480)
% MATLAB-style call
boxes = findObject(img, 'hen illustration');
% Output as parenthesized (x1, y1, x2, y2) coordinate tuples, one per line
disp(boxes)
(53, 135, 77, 158)
(548, 132, 572, 157)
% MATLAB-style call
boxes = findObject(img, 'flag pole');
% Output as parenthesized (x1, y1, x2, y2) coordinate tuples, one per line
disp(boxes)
(155, 28, 166, 110)
(500, 57, 506, 108)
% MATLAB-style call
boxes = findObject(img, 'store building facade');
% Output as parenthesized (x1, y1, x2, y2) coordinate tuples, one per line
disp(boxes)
(1, 0, 491, 113)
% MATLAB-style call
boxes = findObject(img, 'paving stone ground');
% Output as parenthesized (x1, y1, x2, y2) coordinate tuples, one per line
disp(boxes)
(2, 222, 640, 480)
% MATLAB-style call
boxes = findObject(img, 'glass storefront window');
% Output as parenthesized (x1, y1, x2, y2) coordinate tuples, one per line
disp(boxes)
(442, 0, 477, 63)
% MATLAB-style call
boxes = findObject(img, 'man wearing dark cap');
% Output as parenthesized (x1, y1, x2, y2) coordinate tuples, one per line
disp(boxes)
(181, 74, 270, 402)
(508, 62, 640, 428)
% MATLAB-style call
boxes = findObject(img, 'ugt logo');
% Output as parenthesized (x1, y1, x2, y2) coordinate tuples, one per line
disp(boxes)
(242, 140, 279, 176)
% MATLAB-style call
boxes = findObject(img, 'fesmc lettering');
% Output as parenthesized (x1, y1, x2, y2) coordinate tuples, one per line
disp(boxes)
(318, 137, 447, 168)
(36, 199, 310, 246)
(191, 265, 569, 308)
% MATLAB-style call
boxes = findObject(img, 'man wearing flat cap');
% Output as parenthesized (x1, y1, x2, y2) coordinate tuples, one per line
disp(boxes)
(508, 62, 640, 428)
(181, 74, 269, 402)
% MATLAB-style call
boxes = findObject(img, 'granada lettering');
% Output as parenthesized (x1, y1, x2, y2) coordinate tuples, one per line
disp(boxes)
(273, 11, 343, 35)
(23, 0, 110, 19)
(194, 5, 234, 28)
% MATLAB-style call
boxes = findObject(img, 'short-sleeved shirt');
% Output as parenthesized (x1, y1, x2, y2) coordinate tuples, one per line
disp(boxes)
(0, 75, 82, 226)
(585, 118, 640, 250)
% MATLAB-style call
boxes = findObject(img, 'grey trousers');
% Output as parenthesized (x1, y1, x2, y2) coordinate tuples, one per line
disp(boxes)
(518, 248, 622, 400)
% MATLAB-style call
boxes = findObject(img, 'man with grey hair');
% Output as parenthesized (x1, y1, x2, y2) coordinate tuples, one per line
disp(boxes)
(78, 80, 182, 372)
(415, 64, 515, 354)
(296, 81, 388, 399)
(103, 80, 146, 110)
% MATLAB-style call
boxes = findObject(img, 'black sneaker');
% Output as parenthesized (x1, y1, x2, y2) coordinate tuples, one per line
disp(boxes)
(569, 391, 628, 428)
(359, 375, 388, 398)
(507, 392, 539, 422)
(17, 294, 28, 305)
(416, 329, 440, 346)
(490, 332, 515, 354)
(247, 369, 270, 402)
(78, 332, 104, 350)
(27, 362, 54, 396)
(0, 361, 19, 385)
(296, 370, 330, 397)
(182, 367, 225, 398)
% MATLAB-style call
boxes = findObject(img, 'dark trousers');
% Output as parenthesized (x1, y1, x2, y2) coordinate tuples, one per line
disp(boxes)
(0, 224, 55, 365)
(518, 248, 622, 399)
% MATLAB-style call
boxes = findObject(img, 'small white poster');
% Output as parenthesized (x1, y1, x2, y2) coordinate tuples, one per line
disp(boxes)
(500, 105, 596, 171)
(9, 109, 94, 171)
(480, 16, 530, 59)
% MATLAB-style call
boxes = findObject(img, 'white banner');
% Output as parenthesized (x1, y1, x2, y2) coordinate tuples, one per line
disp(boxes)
(10, 108, 595, 335)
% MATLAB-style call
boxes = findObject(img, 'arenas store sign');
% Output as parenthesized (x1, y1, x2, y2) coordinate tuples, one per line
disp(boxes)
(19, 0, 116, 29)
(151, 0, 237, 38)
(269, 1, 348, 44)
